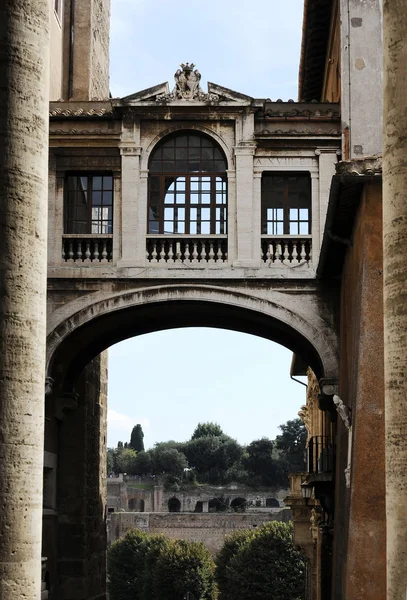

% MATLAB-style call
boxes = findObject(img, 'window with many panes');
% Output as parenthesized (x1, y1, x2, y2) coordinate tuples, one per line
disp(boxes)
(64, 174, 113, 234)
(148, 132, 227, 235)
(261, 173, 311, 235)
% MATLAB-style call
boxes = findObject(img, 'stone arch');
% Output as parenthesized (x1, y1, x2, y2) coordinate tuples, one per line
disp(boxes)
(141, 124, 233, 172)
(266, 498, 280, 508)
(208, 497, 226, 512)
(230, 497, 247, 512)
(46, 284, 338, 395)
(168, 497, 181, 512)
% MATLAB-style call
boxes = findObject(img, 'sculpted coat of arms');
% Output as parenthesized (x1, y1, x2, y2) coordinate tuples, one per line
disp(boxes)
(174, 63, 202, 99)
(156, 63, 219, 104)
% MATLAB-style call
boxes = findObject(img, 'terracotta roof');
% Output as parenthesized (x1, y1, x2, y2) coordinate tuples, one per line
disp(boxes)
(298, 0, 334, 102)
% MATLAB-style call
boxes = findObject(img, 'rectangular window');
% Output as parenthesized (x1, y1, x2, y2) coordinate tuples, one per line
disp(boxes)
(261, 173, 311, 235)
(64, 174, 113, 234)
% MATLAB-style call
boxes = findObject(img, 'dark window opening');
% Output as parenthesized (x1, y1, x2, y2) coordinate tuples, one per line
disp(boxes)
(208, 497, 227, 512)
(261, 173, 311, 235)
(266, 498, 280, 508)
(194, 501, 203, 513)
(168, 497, 181, 512)
(148, 132, 227, 235)
(230, 497, 247, 512)
(255, 499, 262, 507)
(64, 174, 113, 234)
(107, 507, 115, 514)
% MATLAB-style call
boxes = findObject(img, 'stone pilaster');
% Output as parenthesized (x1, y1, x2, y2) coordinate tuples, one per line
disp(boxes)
(0, 1, 50, 598)
(233, 145, 258, 267)
(383, 1, 407, 597)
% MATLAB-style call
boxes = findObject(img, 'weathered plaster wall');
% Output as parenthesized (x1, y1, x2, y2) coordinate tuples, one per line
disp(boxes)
(333, 181, 386, 600)
(340, 0, 383, 158)
(109, 511, 291, 555)
(69, 0, 111, 100)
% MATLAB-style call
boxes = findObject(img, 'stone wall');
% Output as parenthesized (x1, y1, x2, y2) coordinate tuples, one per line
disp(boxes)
(43, 351, 108, 600)
(109, 511, 292, 555)
(333, 181, 386, 600)
(107, 479, 288, 513)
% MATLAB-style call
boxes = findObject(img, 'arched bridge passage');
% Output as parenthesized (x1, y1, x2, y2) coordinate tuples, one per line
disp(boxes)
(46, 285, 339, 395)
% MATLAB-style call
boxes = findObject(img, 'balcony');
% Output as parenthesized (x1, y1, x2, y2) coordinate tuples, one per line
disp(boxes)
(146, 235, 228, 265)
(62, 235, 113, 263)
(307, 436, 335, 475)
(261, 235, 312, 265)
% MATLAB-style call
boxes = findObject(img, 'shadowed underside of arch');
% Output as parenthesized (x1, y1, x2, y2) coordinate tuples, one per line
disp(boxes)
(47, 286, 338, 395)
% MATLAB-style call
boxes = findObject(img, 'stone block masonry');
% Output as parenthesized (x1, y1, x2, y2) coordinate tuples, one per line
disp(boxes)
(109, 511, 292, 555)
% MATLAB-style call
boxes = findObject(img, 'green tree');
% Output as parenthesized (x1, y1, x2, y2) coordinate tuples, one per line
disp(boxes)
(107, 447, 114, 473)
(243, 438, 276, 485)
(116, 448, 138, 474)
(130, 424, 145, 452)
(152, 447, 188, 477)
(153, 539, 218, 600)
(133, 451, 153, 476)
(107, 529, 148, 600)
(215, 522, 305, 600)
(215, 530, 256, 597)
(191, 422, 224, 439)
(275, 418, 307, 473)
(183, 435, 244, 484)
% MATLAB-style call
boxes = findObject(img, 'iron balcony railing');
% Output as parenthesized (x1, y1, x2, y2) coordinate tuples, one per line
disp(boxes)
(307, 436, 335, 474)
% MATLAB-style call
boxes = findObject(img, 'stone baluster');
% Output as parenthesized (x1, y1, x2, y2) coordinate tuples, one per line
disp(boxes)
(275, 243, 282, 262)
(167, 242, 174, 262)
(216, 243, 223, 262)
(266, 243, 272, 262)
(151, 242, 157, 262)
(184, 242, 190, 262)
(62, 242, 65, 261)
(192, 242, 198, 263)
(200, 241, 207, 262)
(176, 241, 182, 262)
(209, 242, 215, 263)
(0, 1, 50, 597)
(77, 241, 82, 261)
(292, 242, 298, 262)
(102, 242, 108, 262)
(283, 243, 290, 262)
(94, 241, 99, 262)
(300, 243, 307, 262)
(159, 242, 165, 262)
(68, 242, 74, 261)
(85, 242, 91, 261)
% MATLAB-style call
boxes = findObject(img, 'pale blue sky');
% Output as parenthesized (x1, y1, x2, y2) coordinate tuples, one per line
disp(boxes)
(107, 0, 307, 449)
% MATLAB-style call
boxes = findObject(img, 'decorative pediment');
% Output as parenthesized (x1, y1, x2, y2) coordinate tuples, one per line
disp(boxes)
(117, 63, 253, 106)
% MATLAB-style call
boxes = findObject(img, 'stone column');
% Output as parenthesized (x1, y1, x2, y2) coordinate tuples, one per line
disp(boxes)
(383, 1, 407, 598)
(0, 1, 49, 599)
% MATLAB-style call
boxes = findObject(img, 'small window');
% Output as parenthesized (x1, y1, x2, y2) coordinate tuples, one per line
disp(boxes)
(64, 174, 113, 234)
(54, 0, 63, 22)
(261, 173, 311, 235)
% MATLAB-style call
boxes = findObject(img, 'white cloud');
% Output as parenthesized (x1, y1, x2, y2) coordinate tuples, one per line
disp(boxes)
(107, 409, 150, 447)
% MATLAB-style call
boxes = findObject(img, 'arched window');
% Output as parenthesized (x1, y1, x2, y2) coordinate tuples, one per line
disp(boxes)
(230, 497, 247, 512)
(148, 132, 227, 235)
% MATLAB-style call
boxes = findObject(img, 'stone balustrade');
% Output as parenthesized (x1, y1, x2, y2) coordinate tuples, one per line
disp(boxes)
(62, 234, 113, 263)
(146, 236, 228, 265)
(261, 235, 312, 265)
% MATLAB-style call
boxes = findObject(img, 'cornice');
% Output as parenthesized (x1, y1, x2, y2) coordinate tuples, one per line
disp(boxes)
(336, 156, 382, 176)
(49, 101, 114, 118)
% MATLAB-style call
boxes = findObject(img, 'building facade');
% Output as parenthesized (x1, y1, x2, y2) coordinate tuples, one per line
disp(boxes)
(2, 1, 406, 600)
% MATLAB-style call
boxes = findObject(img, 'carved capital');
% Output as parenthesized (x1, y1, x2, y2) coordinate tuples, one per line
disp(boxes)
(319, 378, 338, 396)
(336, 156, 382, 176)
(120, 144, 142, 157)
(55, 393, 79, 421)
